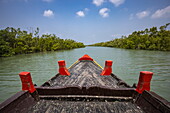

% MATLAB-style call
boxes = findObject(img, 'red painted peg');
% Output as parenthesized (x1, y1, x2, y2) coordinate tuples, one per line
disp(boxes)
(19, 72, 36, 93)
(136, 71, 153, 94)
(58, 60, 70, 75)
(101, 60, 113, 76)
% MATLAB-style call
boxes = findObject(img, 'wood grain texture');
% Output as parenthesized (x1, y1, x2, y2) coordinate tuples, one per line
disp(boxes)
(44, 61, 127, 88)
(0, 91, 36, 113)
(135, 91, 170, 113)
(28, 99, 145, 113)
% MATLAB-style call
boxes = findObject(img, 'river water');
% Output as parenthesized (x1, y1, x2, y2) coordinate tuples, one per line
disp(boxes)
(0, 46, 170, 102)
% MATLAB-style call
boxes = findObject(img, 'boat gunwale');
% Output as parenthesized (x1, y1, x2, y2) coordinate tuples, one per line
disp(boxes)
(0, 91, 36, 113)
(135, 90, 170, 113)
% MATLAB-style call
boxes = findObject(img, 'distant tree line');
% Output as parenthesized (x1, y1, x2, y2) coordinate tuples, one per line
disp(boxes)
(90, 23, 170, 51)
(0, 27, 85, 57)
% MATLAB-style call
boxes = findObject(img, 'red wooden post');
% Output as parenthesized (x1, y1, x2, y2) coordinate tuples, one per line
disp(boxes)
(136, 71, 153, 94)
(101, 60, 113, 76)
(58, 60, 70, 75)
(19, 72, 36, 93)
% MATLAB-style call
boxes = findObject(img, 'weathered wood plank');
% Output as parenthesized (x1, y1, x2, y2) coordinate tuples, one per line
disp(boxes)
(28, 99, 145, 113)
(135, 91, 170, 113)
(39, 95, 133, 101)
(0, 91, 36, 113)
(36, 87, 136, 97)
(43, 61, 129, 88)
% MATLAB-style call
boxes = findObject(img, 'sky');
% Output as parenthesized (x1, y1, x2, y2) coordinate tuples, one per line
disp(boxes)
(0, 0, 170, 44)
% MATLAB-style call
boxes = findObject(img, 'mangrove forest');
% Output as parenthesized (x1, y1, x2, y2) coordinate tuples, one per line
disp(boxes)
(0, 27, 85, 57)
(90, 23, 170, 51)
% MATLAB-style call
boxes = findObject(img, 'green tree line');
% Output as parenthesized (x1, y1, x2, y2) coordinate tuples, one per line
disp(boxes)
(90, 23, 170, 51)
(0, 27, 85, 57)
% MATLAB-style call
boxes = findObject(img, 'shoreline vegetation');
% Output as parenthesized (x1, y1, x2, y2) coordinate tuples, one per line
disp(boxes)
(0, 27, 85, 57)
(89, 23, 170, 51)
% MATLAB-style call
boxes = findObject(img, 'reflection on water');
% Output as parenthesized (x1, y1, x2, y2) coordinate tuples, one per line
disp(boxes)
(0, 47, 170, 102)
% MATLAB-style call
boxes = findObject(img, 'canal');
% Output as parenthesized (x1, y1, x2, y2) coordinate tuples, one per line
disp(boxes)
(0, 46, 170, 102)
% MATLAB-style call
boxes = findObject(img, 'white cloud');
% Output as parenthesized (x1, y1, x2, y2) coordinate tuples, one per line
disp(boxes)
(42, 0, 53, 2)
(99, 8, 110, 18)
(43, 10, 54, 17)
(136, 11, 150, 19)
(93, 0, 105, 6)
(151, 6, 170, 19)
(76, 8, 89, 17)
(109, 0, 125, 7)
(76, 11, 85, 17)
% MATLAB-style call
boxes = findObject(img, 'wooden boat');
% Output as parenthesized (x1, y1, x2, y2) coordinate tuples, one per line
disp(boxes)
(0, 54, 169, 113)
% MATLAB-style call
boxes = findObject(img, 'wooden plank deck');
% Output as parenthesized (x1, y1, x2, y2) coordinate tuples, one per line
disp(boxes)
(43, 61, 128, 88)
(27, 60, 139, 113)
(28, 99, 144, 113)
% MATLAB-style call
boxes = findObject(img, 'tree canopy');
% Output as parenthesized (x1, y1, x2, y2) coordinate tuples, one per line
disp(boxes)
(0, 27, 85, 57)
(90, 23, 170, 51)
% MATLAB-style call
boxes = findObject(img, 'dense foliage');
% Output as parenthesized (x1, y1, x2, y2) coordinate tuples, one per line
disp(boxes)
(90, 23, 170, 51)
(0, 27, 85, 57)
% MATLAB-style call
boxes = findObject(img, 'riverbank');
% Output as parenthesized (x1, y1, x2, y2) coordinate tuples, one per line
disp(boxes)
(90, 23, 170, 51)
(0, 27, 85, 57)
